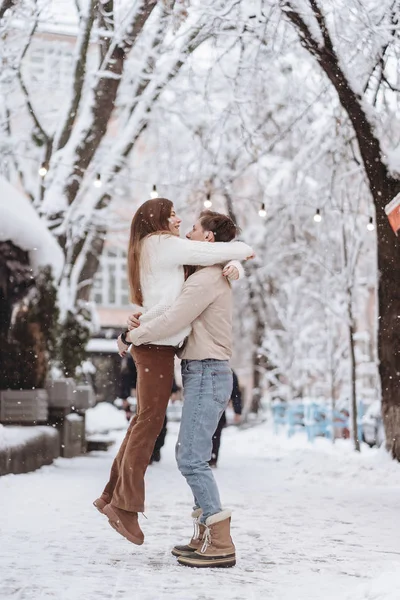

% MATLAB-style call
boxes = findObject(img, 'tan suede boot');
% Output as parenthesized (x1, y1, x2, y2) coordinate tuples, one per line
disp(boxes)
(177, 510, 236, 568)
(171, 509, 205, 557)
(93, 495, 109, 514)
(103, 504, 144, 546)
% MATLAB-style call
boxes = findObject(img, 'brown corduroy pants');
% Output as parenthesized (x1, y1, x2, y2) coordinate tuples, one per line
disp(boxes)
(102, 344, 175, 512)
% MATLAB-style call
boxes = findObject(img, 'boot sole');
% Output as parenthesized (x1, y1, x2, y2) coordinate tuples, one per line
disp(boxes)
(178, 555, 236, 569)
(103, 505, 144, 546)
(171, 547, 197, 558)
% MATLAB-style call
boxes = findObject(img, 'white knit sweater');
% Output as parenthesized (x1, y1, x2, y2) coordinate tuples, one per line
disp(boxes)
(137, 234, 253, 346)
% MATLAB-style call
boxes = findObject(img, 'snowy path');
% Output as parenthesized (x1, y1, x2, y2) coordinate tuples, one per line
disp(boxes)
(1, 421, 400, 600)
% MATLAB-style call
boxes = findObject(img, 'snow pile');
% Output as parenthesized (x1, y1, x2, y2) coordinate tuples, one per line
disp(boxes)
(251, 423, 400, 488)
(0, 177, 64, 279)
(0, 424, 58, 450)
(85, 402, 127, 435)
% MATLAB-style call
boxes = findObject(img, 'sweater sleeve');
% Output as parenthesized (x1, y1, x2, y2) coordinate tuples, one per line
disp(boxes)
(157, 236, 253, 267)
(128, 269, 219, 346)
(224, 260, 245, 280)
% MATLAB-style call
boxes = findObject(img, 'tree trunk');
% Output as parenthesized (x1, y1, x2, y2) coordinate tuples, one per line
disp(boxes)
(76, 227, 107, 303)
(224, 194, 271, 413)
(349, 319, 360, 452)
(376, 209, 400, 458)
(250, 318, 269, 414)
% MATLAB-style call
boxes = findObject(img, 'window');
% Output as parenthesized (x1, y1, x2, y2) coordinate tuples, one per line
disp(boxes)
(92, 247, 130, 307)
(108, 265, 116, 304)
(26, 42, 74, 88)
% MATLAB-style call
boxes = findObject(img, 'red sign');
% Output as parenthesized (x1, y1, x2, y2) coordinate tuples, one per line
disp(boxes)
(385, 194, 400, 236)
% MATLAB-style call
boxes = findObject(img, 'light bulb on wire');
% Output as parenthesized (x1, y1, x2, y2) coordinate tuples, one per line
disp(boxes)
(204, 193, 212, 209)
(38, 162, 49, 178)
(313, 208, 322, 223)
(367, 217, 375, 231)
(258, 203, 267, 218)
(150, 184, 159, 199)
(93, 174, 102, 188)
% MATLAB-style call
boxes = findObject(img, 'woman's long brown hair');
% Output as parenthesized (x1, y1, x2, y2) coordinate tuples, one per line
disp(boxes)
(128, 198, 173, 305)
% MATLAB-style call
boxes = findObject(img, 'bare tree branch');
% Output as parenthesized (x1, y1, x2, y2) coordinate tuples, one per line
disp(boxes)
(363, 0, 399, 94)
(281, 0, 400, 205)
(56, 0, 98, 150)
(63, 1, 159, 206)
(280, 1, 321, 58)
(17, 21, 49, 145)
(0, 0, 17, 20)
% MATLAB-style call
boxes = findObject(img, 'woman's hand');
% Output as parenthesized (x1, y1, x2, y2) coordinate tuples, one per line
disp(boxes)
(127, 312, 142, 330)
(117, 335, 130, 357)
(222, 265, 240, 281)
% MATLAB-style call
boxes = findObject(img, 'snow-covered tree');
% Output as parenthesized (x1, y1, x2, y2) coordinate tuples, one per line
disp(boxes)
(273, 0, 400, 457)
(0, 0, 217, 313)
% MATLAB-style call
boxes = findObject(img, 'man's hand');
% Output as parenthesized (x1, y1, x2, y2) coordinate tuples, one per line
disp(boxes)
(117, 334, 129, 357)
(127, 312, 142, 330)
(233, 413, 242, 425)
(222, 265, 240, 281)
(246, 252, 256, 260)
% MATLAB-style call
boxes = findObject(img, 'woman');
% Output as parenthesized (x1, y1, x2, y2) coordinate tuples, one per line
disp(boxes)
(94, 198, 253, 546)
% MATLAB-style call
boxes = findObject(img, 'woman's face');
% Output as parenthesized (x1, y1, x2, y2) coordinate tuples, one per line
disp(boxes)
(168, 206, 182, 236)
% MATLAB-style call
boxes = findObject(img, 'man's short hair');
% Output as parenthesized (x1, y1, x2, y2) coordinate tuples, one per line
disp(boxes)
(199, 210, 240, 242)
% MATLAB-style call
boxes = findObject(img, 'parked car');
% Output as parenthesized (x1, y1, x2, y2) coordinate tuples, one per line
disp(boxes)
(362, 400, 385, 448)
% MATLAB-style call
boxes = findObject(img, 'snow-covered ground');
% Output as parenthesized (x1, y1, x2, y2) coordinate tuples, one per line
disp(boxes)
(1, 420, 400, 600)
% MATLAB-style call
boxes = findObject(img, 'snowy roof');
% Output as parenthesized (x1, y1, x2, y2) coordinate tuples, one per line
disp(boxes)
(0, 177, 64, 280)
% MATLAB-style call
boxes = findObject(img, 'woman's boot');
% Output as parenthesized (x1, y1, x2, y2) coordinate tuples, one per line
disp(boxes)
(103, 504, 144, 545)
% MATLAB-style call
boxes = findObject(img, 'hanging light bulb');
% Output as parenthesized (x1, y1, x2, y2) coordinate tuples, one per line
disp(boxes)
(150, 184, 159, 199)
(258, 202, 267, 218)
(38, 161, 49, 178)
(367, 216, 375, 231)
(93, 173, 102, 188)
(204, 192, 212, 209)
(313, 208, 322, 223)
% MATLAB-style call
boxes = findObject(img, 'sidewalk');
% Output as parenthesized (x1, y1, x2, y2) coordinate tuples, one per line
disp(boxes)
(1, 420, 400, 600)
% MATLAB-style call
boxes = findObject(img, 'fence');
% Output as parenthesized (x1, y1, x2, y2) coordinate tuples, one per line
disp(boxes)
(271, 401, 364, 443)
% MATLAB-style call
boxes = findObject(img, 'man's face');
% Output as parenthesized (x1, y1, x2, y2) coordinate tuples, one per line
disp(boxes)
(186, 219, 210, 242)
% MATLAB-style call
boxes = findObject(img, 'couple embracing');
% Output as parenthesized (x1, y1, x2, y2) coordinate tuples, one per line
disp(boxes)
(94, 197, 254, 568)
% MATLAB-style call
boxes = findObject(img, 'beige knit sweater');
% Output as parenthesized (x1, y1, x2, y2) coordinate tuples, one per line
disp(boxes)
(129, 265, 233, 360)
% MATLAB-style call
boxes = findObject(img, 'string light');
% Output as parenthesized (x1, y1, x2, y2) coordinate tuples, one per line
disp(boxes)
(204, 192, 212, 209)
(313, 208, 322, 223)
(6, 154, 379, 229)
(38, 161, 49, 178)
(258, 202, 267, 218)
(150, 184, 159, 199)
(93, 174, 102, 188)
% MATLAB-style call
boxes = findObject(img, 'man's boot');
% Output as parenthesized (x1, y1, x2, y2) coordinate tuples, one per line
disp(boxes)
(177, 510, 235, 568)
(103, 504, 144, 546)
(171, 509, 205, 557)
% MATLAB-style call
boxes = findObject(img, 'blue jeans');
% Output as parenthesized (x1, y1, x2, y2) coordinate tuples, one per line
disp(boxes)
(176, 359, 233, 522)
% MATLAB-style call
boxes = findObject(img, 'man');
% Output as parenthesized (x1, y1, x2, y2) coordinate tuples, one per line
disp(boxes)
(119, 353, 137, 421)
(126, 210, 252, 569)
(209, 370, 242, 467)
